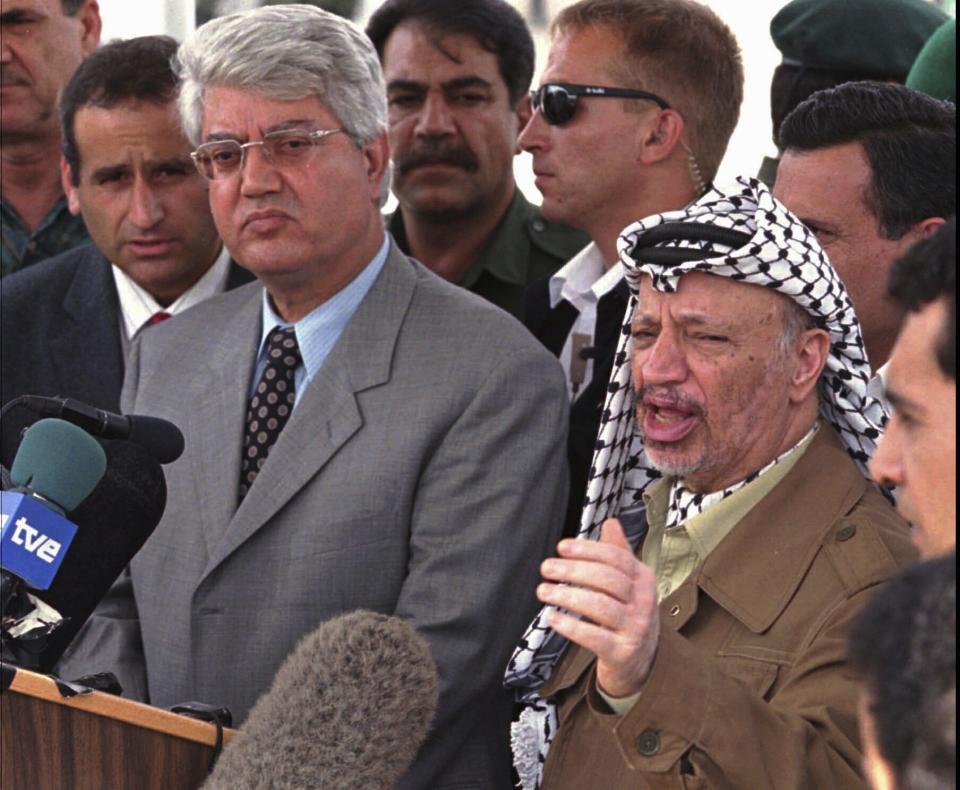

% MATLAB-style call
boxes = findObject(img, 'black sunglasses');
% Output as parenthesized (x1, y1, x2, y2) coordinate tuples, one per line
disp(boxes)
(530, 82, 671, 126)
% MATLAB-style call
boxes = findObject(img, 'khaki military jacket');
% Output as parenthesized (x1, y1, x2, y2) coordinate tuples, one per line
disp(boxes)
(539, 425, 916, 789)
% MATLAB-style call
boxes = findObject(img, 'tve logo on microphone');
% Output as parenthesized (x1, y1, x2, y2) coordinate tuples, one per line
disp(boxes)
(0, 491, 78, 590)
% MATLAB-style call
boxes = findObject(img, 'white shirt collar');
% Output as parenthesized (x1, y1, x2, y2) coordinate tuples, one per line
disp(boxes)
(548, 241, 622, 310)
(113, 244, 232, 340)
(866, 360, 891, 413)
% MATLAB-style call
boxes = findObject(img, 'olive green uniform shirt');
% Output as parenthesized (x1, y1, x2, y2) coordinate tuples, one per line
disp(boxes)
(388, 189, 589, 320)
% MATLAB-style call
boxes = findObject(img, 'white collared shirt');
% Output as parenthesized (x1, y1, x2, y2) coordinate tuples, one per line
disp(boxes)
(112, 244, 232, 341)
(548, 242, 624, 402)
(866, 360, 891, 415)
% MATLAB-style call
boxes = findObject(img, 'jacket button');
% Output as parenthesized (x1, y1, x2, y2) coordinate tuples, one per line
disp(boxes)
(669, 604, 681, 617)
(636, 730, 660, 756)
(532, 219, 546, 232)
(836, 525, 856, 542)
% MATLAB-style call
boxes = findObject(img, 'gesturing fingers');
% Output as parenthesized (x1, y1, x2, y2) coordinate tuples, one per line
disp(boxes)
(537, 517, 661, 698)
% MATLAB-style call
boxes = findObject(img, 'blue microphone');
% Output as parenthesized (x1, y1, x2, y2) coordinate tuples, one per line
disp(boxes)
(1, 419, 106, 611)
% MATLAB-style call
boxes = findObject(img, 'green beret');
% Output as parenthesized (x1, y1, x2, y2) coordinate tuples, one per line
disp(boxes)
(907, 18, 956, 102)
(771, 0, 948, 79)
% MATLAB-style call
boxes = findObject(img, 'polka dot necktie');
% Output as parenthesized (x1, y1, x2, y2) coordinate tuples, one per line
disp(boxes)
(238, 326, 301, 501)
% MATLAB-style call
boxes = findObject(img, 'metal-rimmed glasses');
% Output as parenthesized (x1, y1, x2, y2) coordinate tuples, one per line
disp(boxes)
(191, 128, 345, 180)
(530, 82, 671, 126)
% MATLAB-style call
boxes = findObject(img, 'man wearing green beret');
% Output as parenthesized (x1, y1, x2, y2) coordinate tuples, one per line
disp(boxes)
(759, 0, 948, 186)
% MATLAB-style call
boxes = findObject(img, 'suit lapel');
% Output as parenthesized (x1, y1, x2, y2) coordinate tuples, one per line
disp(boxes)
(189, 285, 264, 558)
(201, 243, 417, 580)
(52, 250, 125, 411)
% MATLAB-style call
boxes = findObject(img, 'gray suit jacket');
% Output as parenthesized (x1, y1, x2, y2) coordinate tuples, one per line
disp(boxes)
(0, 242, 253, 466)
(59, 242, 569, 789)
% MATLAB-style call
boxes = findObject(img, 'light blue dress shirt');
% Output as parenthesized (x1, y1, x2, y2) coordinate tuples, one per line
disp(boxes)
(250, 237, 389, 408)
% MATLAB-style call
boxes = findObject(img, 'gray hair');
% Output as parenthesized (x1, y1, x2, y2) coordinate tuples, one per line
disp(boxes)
(176, 4, 387, 147)
(777, 293, 817, 357)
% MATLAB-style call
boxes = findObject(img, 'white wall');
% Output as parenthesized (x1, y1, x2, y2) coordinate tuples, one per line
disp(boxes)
(98, 0, 196, 42)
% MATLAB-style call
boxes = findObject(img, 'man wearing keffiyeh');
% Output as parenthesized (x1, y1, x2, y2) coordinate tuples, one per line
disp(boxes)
(505, 177, 917, 789)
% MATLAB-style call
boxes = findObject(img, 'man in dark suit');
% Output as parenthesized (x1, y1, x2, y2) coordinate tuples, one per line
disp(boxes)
(521, 0, 744, 537)
(0, 36, 252, 466)
(57, 7, 568, 790)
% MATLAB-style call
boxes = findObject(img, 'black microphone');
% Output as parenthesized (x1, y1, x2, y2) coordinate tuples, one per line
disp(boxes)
(33, 438, 167, 672)
(202, 611, 439, 790)
(16, 395, 185, 464)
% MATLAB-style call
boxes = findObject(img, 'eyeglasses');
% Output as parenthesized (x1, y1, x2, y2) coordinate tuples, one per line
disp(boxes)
(191, 128, 345, 180)
(529, 82, 671, 126)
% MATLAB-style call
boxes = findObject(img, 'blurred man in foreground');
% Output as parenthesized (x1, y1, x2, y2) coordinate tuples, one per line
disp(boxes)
(849, 552, 956, 790)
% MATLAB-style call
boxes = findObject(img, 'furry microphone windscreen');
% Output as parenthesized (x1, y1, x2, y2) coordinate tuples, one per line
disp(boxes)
(203, 610, 439, 790)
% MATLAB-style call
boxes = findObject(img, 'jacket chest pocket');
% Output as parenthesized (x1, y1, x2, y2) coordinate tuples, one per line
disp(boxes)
(715, 625, 783, 699)
(714, 656, 779, 699)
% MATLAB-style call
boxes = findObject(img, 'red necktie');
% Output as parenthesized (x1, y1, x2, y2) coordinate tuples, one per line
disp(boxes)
(147, 311, 172, 326)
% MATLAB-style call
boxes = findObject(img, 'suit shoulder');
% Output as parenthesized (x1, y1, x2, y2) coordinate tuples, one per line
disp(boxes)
(1, 244, 104, 304)
(406, 257, 555, 357)
(158, 279, 261, 331)
(820, 484, 917, 595)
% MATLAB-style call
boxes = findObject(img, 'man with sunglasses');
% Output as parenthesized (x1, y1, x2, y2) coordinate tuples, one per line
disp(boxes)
(56, 7, 569, 789)
(365, 0, 587, 321)
(521, 0, 744, 539)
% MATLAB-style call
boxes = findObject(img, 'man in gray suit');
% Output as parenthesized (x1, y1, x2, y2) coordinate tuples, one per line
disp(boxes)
(57, 6, 569, 789)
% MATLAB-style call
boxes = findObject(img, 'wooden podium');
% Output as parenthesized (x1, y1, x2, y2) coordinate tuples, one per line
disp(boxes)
(1, 665, 235, 789)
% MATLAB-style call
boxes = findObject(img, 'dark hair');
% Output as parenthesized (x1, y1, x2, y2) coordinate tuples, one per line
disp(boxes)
(365, 0, 534, 106)
(60, 36, 179, 186)
(888, 216, 957, 379)
(848, 553, 956, 790)
(770, 63, 867, 141)
(778, 81, 956, 240)
(61, 0, 86, 14)
(552, 0, 743, 184)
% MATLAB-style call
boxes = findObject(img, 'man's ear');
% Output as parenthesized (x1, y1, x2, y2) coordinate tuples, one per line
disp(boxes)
(789, 327, 831, 403)
(78, 0, 103, 55)
(637, 109, 685, 166)
(914, 216, 946, 239)
(514, 94, 533, 153)
(60, 156, 82, 216)
(362, 131, 391, 201)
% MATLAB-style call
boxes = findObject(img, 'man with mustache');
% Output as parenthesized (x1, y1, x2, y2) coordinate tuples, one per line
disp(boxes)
(0, 35, 252, 467)
(366, 0, 587, 319)
(57, 8, 568, 788)
(506, 180, 916, 789)
(1, 0, 100, 277)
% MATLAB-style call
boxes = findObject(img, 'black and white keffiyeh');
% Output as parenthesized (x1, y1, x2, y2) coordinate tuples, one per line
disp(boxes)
(505, 177, 888, 789)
